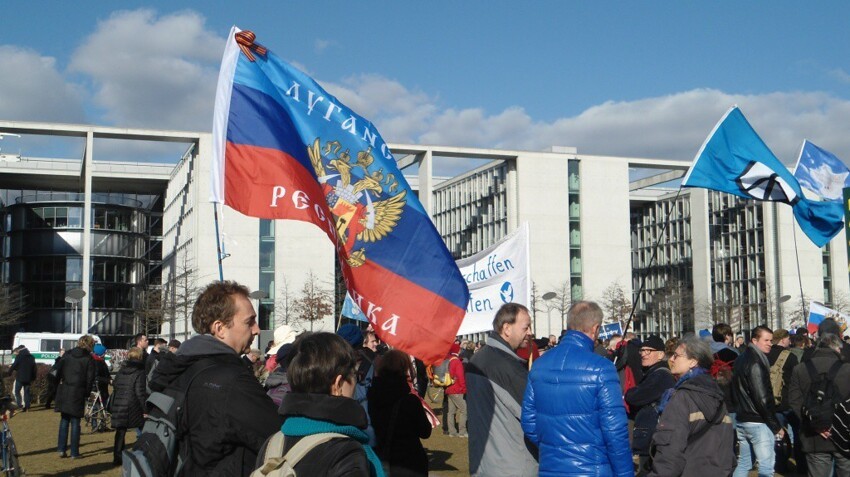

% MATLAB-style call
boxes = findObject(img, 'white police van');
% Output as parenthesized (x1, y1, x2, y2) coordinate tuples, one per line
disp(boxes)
(12, 333, 108, 365)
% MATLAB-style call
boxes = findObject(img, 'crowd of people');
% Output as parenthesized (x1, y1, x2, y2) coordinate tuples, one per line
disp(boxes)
(9, 278, 850, 476)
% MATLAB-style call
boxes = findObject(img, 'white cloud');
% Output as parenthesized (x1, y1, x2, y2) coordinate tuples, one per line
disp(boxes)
(0, 46, 85, 123)
(830, 68, 850, 84)
(335, 82, 850, 167)
(7, 8, 850, 171)
(314, 39, 334, 53)
(68, 9, 224, 131)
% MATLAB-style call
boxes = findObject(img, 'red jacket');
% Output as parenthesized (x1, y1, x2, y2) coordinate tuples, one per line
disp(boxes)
(445, 355, 466, 395)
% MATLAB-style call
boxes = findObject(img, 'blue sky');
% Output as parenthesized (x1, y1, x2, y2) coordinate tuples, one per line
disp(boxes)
(2, 2, 850, 165)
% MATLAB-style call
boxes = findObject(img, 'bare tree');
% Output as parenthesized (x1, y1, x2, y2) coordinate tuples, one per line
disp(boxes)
(832, 291, 850, 314)
(159, 251, 200, 339)
(292, 271, 334, 332)
(275, 277, 296, 327)
(600, 281, 632, 326)
(549, 281, 571, 333)
(0, 282, 28, 327)
(648, 278, 695, 337)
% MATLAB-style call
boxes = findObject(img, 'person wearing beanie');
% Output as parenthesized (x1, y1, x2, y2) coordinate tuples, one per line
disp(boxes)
(445, 343, 468, 437)
(92, 343, 111, 405)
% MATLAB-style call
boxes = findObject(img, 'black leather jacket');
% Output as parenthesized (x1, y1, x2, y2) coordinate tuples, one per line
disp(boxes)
(730, 346, 781, 433)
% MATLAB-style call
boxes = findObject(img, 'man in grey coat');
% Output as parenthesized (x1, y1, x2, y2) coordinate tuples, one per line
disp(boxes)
(467, 303, 538, 477)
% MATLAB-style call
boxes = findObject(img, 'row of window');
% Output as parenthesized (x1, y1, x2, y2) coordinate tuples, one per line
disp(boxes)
(7, 206, 147, 233)
(26, 283, 135, 309)
(9, 256, 142, 283)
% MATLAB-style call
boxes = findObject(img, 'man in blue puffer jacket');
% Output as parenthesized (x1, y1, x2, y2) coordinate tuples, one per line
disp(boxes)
(522, 301, 634, 477)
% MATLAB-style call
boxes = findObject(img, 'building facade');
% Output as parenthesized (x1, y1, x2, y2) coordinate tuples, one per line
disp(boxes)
(1, 120, 848, 346)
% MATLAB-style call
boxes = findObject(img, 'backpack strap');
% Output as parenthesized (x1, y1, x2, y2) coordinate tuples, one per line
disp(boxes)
(256, 432, 348, 475)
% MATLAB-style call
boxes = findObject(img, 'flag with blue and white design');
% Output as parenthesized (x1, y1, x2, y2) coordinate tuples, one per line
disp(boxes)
(341, 292, 367, 322)
(793, 140, 850, 202)
(682, 106, 843, 247)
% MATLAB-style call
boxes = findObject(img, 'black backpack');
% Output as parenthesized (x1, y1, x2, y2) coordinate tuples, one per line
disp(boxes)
(122, 362, 216, 477)
(801, 359, 843, 434)
(631, 367, 672, 455)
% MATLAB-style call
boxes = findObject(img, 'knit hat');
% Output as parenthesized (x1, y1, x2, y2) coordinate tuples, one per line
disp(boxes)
(819, 318, 842, 338)
(642, 335, 665, 352)
(267, 324, 298, 356)
(337, 323, 364, 349)
(276, 343, 295, 369)
(93, 343, 107, 357)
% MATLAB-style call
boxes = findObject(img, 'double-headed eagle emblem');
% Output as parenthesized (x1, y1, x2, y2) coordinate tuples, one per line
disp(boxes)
(308, 138, 406, 267)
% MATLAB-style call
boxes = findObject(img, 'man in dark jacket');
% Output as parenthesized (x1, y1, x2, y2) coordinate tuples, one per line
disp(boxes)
(148, 281, 282, 476)
(468, 303, 538, 476)
(145, 338, 167, 375)
(788, 333, 850, 475)
(9, 345, 37, 411)
(624, 334, 675, 471)
(522, 301, 633, 477)
(731, 325, 784, 477)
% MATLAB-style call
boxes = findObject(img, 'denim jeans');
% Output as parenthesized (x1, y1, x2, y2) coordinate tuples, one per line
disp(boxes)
(58, 414, 81, 457)
(732, 421, 775, 477)
(13, 381, 30, 410)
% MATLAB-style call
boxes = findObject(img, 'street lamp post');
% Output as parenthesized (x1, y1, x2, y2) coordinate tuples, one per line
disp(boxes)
(542, 292, 557, 337)
(65, 288, 86, 334)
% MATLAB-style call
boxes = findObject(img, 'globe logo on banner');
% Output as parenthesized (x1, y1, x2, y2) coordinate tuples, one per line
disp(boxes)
(500, 282, 514, 303)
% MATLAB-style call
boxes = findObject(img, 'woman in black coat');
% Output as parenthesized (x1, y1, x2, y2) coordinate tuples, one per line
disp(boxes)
(367, 350, 432, 477)
(110, 346, 147, 465)
(55, 335, 96, 458)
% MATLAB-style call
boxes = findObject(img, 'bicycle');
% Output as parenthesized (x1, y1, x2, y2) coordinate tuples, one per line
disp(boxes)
(0, 397, 22, 477)
(83, 388, 111, 433)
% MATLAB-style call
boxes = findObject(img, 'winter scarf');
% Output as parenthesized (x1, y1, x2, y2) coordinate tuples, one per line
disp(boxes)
(282, 416, 385, 477)
(657, 366, 707, 414)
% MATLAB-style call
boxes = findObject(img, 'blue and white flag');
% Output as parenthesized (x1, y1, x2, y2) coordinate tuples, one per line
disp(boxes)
(341, 292, 367, 322)
(793, 140, 850, 201)
(682, 106, 843, 247)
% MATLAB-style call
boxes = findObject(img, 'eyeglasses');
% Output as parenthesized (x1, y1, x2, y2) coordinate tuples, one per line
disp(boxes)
(639, 348, 656, 355)
(670, 352, 687, 360)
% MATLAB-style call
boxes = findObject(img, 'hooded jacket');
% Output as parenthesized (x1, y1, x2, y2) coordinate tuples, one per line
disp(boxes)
(468, 331, 538, 477)
(110, 359, 146, 429)
(522, 330, 633, 477)
(149, 334, 282, 477)
(648, 373, 735, 477)
(367, 374, 431, 476)
(55, 347, 95, 417)
(731, 345, 781, 433)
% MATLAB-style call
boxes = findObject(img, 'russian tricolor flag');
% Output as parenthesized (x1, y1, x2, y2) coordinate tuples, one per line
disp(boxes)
(211, 27, 469, 363)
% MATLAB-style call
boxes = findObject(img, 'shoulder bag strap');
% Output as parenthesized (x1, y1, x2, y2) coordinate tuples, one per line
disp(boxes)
(257, 432, 349, 475)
